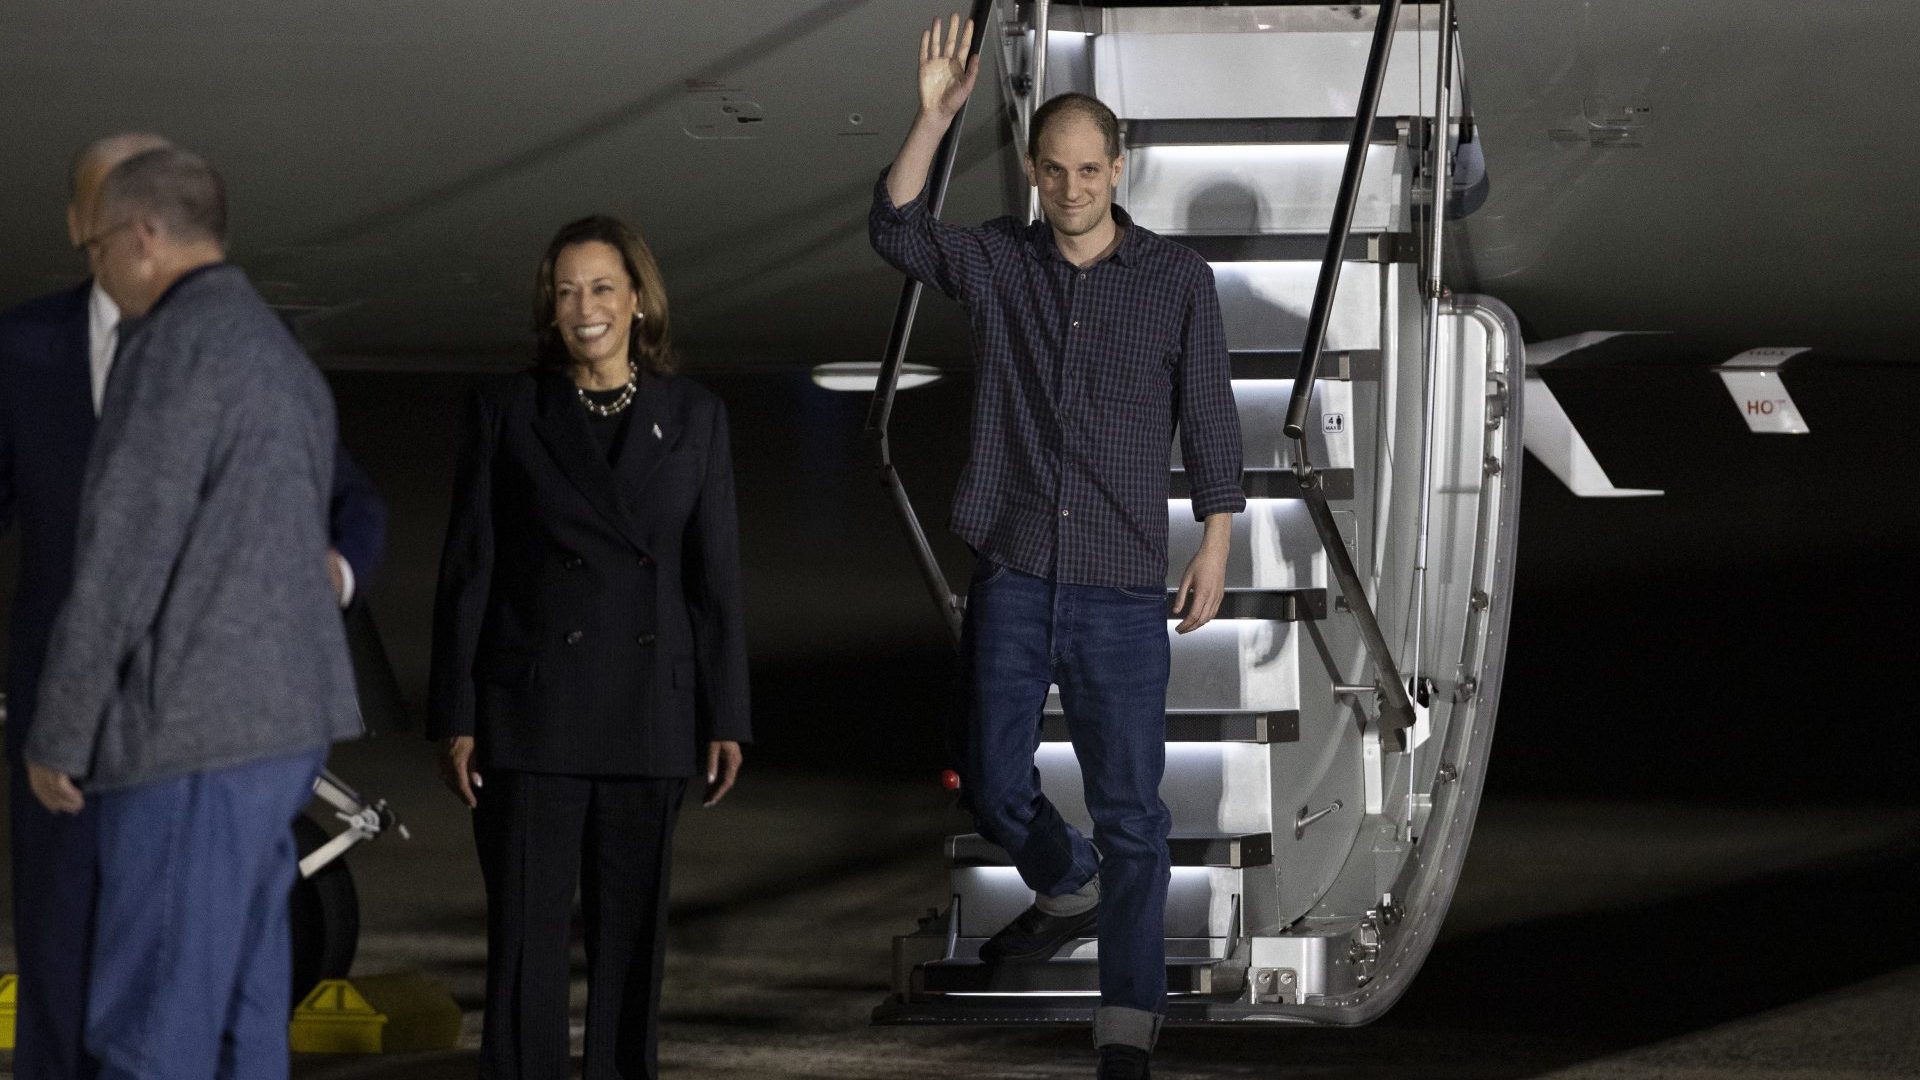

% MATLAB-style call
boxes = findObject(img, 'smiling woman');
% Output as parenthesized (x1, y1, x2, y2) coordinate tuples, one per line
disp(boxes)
(532, 214, 674, 384)
(428, 212, 749, 1080)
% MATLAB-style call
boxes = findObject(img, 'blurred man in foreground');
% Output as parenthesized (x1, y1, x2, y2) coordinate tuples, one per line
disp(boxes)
(0, 133, 386, 1079)
(23, 146, 364, 1080)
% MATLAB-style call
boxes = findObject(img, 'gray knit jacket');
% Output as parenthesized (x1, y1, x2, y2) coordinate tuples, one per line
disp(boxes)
(26, 264, 362, 789)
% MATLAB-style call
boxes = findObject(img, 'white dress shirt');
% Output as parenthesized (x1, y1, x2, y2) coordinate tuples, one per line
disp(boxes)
(87, 282, 119, 416)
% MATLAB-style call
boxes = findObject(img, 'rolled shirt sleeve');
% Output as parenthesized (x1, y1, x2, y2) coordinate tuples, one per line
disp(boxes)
(1176, 264, 1246, 520)
(868, 169, 994, 305)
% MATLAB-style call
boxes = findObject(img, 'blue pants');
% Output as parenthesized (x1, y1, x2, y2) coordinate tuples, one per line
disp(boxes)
(7, 754, 101, 1080)
(85, 748, 326, 1080)
(961, 560, 1172, 1028)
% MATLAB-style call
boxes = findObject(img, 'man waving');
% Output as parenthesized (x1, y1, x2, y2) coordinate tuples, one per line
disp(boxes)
(869, 15, 1245, 1080)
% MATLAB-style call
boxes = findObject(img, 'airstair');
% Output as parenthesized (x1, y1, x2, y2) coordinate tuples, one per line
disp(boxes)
(868, 0, 1522, 1026)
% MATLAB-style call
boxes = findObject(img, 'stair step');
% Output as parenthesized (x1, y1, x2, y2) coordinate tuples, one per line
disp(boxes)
(1215, 259, 1383, 352)
(1041, 709, 1299, 744)
(950, 832, 1274, 869)
(913, 955, 1221, 995)
(1122, 141, 1407, 236)
(1032, 742, 1276, 835)
(1169, 468, 1353, 501)
(1091, 15, 1454, 122)
(1229, 350, 1373, 381)
(1173, 232, 1413, 263)
(1076, 1, 1406, 13)
(1212, 587, 1326, 622)
(950, 937, 1226, 962)
(1127, 116, 1401, 146)
(951, 864, 1240, 938)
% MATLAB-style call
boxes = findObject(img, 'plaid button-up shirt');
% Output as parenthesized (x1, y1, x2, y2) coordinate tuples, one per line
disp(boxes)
(870, 173, 1245, 589)
(871, 172, 1244, 588)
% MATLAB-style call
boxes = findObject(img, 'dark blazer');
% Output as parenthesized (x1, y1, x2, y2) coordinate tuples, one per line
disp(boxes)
(0, 281, 387, 755)
(428, 369, 750, 777)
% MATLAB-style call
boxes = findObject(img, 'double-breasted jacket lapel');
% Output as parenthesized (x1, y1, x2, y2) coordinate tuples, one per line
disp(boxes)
(613, 370, 674, 494)
(530, 370, 651, 556)
(529, 369, 690, 558)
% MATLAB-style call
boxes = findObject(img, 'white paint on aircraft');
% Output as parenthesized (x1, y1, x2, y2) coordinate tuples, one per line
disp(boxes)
(1717, 370, 1809, 434)
(1524, 330, 1666, 368)
(1522, 376, 1663, 497)
(1717, 349, 1810, 434)
(1720, 346, 1811, 369)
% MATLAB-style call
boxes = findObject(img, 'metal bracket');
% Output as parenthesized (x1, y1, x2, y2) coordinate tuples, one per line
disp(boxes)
(1250, 967, 1300, 1005)
(299, 769, 407, 880)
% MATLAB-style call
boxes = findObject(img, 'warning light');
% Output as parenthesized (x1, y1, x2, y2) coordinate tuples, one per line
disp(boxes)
(940, 770, 962, 792)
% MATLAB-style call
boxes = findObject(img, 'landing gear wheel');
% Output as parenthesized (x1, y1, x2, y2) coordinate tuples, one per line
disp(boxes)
(290, 813, 360, 1007)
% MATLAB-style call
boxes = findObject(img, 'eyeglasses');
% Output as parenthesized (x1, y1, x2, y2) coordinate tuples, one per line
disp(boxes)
(75, 218, 135, 257)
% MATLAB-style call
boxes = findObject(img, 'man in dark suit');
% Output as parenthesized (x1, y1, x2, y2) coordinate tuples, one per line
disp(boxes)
(0, 134, 386, 1080)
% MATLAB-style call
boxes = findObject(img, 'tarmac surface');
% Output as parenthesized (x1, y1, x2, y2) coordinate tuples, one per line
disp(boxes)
(8, 735, 1918, 1079)
(315, 742, 1920, 1080)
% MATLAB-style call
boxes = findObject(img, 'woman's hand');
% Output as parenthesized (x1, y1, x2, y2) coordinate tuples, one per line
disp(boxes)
(703, 740, 743, 807)
(439, 735, 482, 808)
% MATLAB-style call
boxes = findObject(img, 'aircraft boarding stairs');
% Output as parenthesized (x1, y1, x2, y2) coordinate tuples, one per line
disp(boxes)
(872, 2, 1524, 1027)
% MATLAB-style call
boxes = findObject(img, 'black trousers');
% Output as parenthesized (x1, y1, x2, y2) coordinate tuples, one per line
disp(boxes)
(473, 771, 687, 1080)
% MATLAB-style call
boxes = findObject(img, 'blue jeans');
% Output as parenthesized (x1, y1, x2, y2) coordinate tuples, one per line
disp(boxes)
(86, 747, 327, 1080)
(962, 560, 1172, 1031)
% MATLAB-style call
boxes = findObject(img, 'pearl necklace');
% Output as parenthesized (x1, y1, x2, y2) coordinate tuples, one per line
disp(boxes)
(577, 361, 638, 417)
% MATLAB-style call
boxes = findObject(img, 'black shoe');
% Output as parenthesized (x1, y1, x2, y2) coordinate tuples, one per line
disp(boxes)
(977, 901, 1098, 963)
(1097, 1045, 1151, 1080)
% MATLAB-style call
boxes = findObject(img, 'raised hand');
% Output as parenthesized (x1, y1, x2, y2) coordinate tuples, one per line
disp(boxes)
(919, 13, 980, 121)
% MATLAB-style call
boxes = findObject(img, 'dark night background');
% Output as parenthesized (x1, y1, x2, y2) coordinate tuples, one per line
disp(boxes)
(315, 358, 1920, 804)
(2, 353, 1917, 1078)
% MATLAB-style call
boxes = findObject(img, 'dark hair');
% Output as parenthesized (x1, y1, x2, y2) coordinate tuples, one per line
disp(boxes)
(532, 215, 674, 376)
(97, 146, 227, 245)
(1026, 92, 1121, 162)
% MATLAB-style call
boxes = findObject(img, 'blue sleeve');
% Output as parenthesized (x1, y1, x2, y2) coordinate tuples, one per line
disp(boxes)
(328, 440, 388, 592)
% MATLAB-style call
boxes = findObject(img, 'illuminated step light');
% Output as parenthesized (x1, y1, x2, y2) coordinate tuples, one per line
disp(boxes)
(811, 361, 943, 392)
(947, 991, 1103, 998)
(964, 865, 1219, 882)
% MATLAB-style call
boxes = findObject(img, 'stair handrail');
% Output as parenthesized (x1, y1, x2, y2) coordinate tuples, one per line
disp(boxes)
(865, 0, 999, 644)
(1284, 0, 1420, 742)
(1026, 0, 1051, 223)
(1407, 0, 1459, 720)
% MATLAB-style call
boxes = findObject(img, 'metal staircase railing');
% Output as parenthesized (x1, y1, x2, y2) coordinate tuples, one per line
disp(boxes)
(865, 0, 999, 644)
(1283, 0, 1421, 746)
(1407, 0, 1459, 756)
(866, 1, 1461, 738)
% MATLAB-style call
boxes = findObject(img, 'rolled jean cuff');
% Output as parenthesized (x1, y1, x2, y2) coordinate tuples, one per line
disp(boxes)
(1093, 1005, 1163, 1051)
